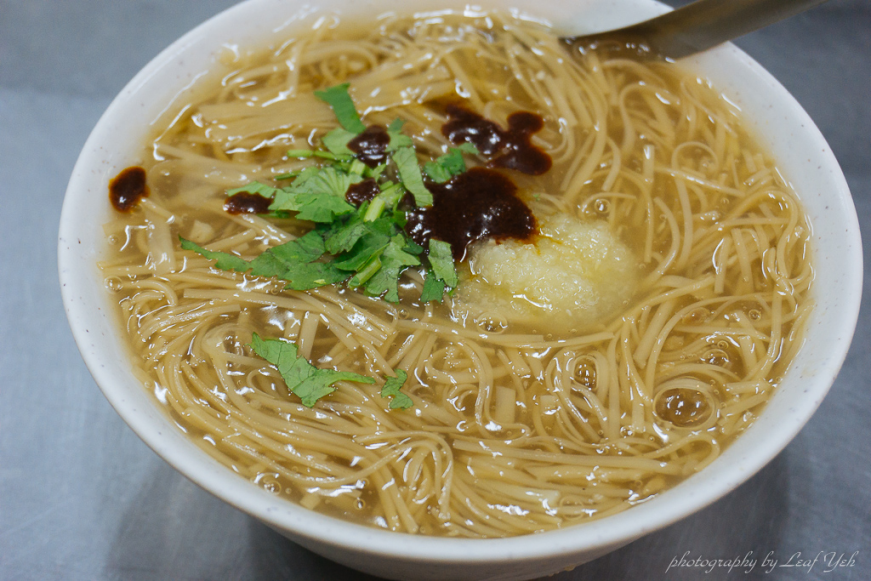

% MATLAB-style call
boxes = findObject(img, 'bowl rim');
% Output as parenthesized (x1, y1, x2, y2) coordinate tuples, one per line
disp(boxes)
(58, 0, 863, 567)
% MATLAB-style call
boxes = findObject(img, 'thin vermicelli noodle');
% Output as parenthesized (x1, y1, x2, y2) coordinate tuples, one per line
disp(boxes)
(100, 12, 813, 538)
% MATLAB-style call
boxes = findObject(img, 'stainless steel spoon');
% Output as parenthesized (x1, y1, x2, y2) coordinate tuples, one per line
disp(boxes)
(563, 0, 830, 60)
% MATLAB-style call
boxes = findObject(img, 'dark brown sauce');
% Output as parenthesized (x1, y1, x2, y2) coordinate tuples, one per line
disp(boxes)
(348, 125, 390, 167)
(224, 192, 272, 215)
(492, 112, 552, 175)
(346, 178, 380, 206)
(442, 105, 504, 155)
(406, 167, 536, 261)
(442, 105, 552, 175)
(109, 166, 149, 212)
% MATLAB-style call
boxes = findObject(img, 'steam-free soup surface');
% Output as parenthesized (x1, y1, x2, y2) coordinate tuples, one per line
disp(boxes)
(100, 12, 813, 538)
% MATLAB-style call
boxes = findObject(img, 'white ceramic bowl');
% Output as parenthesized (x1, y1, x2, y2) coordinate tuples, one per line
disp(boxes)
(58, 0, 862, 579)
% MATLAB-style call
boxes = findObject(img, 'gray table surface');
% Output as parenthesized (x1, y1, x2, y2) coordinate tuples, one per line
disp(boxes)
(1, 1, 869, 580)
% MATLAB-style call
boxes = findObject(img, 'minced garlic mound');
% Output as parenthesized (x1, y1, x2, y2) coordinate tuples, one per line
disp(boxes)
(455, 213, 637, 333)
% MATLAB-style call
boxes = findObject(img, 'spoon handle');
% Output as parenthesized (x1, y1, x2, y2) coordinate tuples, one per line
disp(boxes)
(572, 0, 831, 59)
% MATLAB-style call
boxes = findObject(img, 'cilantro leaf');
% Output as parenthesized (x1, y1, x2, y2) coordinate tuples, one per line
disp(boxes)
(179, 237, 250, 272)
(455, 142, 480, 155)
(333, 230, 391, 271)
(403, 239, 424, 255)
(271, 230, 326, 264)
(428, 239, 458, 288)
(270, 167, 320, 209)
(423, 160, 452, 184)
(308, 166, 363, 198)
(227, 181, 281, 198)
(386, 118, 413, 151)
(368, 214, 403, 237)
(363, 234, 421, 302)
(270, 166, 360, 223)
(381, 369, 412, 409)
(314, 83, 366, 134)
(420, 270, 447, 303)
(321, 127, 358, 157)
(293, 191, 356, 223)
(182, 232, 343, 290)
(366, 163, 387, 181)
(435, 148, 468, 177)
(392, 147, 433, 207)
(283, 261, 348, 290)
(248, 252, 288, 278)
(423, 146, 479, 184)
(324, 211, 369, 255)
(364, 182, 405, 222)
(248, 229, 326, 279)
(250, 333, 374, 408)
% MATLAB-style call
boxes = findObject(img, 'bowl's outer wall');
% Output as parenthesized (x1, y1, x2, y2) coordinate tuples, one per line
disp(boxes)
(58, 0, 861, 579)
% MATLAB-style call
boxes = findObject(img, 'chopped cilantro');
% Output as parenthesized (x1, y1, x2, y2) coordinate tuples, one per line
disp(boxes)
(270, 166, 360, 223)
(420, 270, 446, 303)
(392, 147, 433, 207)
(347, 255, 383, 287)
(363, 197, 387, 223)
(305, 166, 362, 198)
(364, 182, 405, 222)
(455, 142, 480, 155)
(416, 240, 457, 303)
(321, 127, 358, 157)
(428, 239, 458, 288)
(254, 231, 345, 290)
(188, 84, 488, 330)
(227, 181, 281, 198)
(323, 210, 369, 255)
(274, 230, 325, 261)
(423, 160, 452, 184)
(363, 234, 421, 302)
(386, 118, 413, 151)
(282, 261, 348, 291)
(181, 232, 348, 291)
(247, 251, 288, 278)
(270, 166, 318, 209)
(366, 163, 387, 181)
(250, 333, 374, 407)
(179, 238, 250, 272)
(347, 159, 367, 177)
(292, 191, 356, 223)
(381, 369, 413, 409)
(248, 230, 326, 280)
(403, 238, 424, 255)
(333, 230, 391, 272)
(314, 83, 366, 134)
(424, 144, 479, 184)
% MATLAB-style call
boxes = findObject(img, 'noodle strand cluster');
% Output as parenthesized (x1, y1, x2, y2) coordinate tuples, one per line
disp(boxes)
(100, 12, 812, 538)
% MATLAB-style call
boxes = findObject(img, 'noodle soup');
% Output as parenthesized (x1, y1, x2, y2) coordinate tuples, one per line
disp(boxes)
(99, 11, 813, 538)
